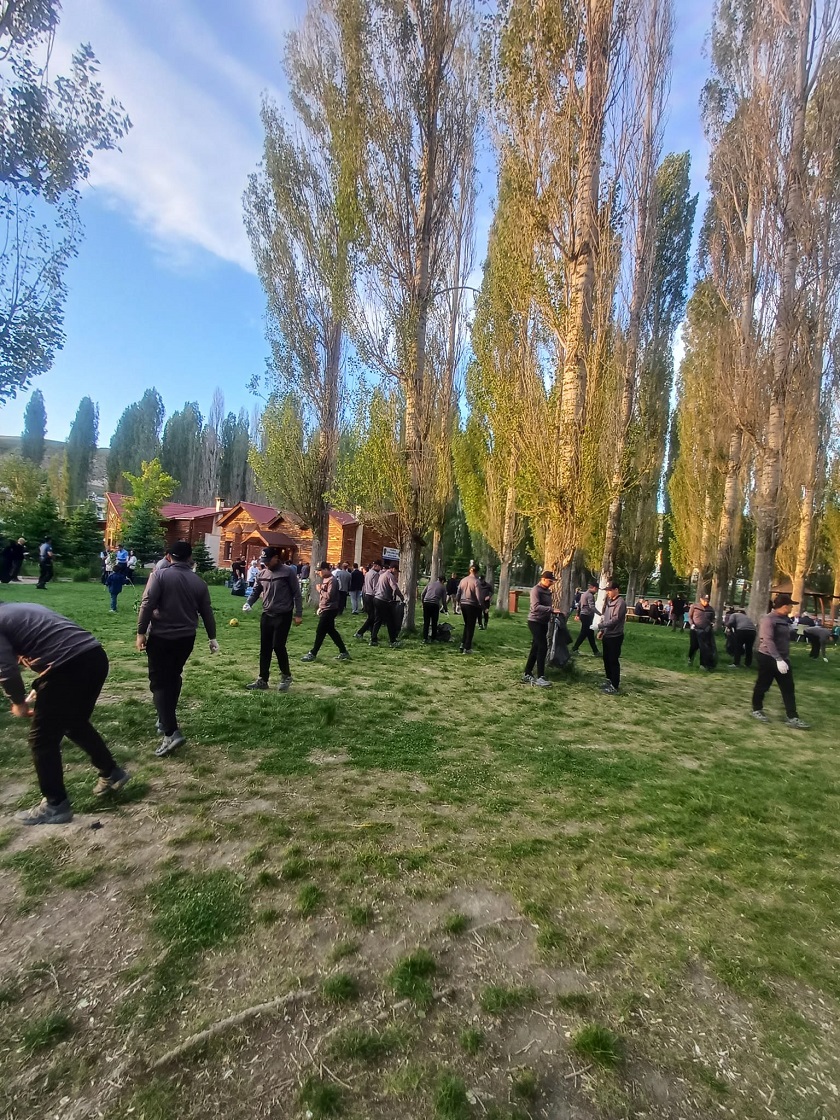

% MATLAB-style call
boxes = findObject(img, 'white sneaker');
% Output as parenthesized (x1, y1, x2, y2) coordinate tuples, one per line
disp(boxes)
(155, 729, 186, 757)
(534, 677, 553, 688)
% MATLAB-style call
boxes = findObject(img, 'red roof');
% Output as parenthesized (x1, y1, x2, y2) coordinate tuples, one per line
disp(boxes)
(242, 529, 299, 549)
(331, 510, 358, 527)
(107, 493, 220, 521)
(217, 500, 279, 526)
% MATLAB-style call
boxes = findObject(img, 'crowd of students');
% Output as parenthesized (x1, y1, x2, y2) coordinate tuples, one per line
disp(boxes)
(2, 541, 834, 827)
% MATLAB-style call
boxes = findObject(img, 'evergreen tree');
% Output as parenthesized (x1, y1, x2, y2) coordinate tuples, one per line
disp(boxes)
(8, 491, 64, 556)
(219, 410, 251, 503)
(123, 506, 165, 564)
(191, 538, 214, 572)
(65, 500, 102, 568)
(64, 397, 99, 508)
(107, 389, 165, 490)
(120, 458, 176, 564)
(160, 402, 203, 503)
(20, 389, 46, 464)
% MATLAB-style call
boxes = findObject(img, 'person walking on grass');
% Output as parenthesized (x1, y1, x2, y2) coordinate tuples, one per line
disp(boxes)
(355, 559, 382, 640)
(349, 563, 364, 614)
(136, 540, 219, 757)
(572, 578, 600, 655)
(301, 562, 350, 662)
(446, 571, 459, 614)
(456, 564, 484, 654)
(332, 562, 352, 614)
(478, 572, 493, 630)
(422, 573, 447, 643)
(522, 570, 555, 688)
(752, 593, 809, 730)
(724, 607, 756, 668)
(597, 581, 627, 694)
(371, 561, 404, 648)
(105, 567, 129, 612)
(688, 592, 716, 670)
(35, 536, 54, 589)
(243, 547, 303, 692)
(1, 603, 130, 825)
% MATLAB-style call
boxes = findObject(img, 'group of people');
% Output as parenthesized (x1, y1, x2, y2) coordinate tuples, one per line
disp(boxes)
(0, 535, 55, 589)
(2, 540, 832, 827)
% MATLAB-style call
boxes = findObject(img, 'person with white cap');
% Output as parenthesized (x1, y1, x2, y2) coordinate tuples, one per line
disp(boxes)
(752, 593, 809, 729)
(522, 570, 556, 687)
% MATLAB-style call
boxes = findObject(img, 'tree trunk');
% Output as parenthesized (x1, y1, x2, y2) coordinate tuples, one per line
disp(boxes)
(429, 527, 442, 584)
(626, 569, 640, 607)
(710, 428, 743, 628)
(400, 533, 421, 633)
(832, 569, 840, 624)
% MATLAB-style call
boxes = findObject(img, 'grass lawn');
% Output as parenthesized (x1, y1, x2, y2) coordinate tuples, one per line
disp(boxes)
(1, 580, 839, 1120)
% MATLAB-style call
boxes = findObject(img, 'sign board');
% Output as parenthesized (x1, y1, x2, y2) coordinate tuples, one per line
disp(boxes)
(382, 546, 400, 561)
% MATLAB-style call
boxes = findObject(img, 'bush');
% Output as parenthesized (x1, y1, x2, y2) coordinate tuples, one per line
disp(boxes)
(71, 568, 91, 582)
(201, 569, 230, 586)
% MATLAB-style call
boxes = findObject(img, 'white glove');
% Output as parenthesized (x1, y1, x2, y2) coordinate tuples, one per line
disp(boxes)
(242, 603, 252, 612)
(776, 659, 788, 675)
(209, 639, 220, 654)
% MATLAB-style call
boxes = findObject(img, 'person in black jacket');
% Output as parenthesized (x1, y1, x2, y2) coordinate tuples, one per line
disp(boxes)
(349, 563, 365, 614)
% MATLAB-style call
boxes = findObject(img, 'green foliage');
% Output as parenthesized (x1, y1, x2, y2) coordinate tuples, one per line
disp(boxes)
(434, 1073, 470, 1120)
(479, 984, 535, 1016)
(19, 1010, 73, 1052)
(122, 458, 177, 514)
(191, 538, 214, 572)
(219, 409, 251, 503)
(65, 500, 102, 567)
(0, 7, 130, 402)
(389, 949, 436, 1005)
(459, 1027, 485, 1054)
(250, 391, 329, 529)
(107, 391, 165, 491)
(321, 971, 359, 1002)
(328, 1024, 405, 1062)
(296, 882, 324, 917)
(571, 1023, 623, 1069)
(120, 459, 177, 564)
(64, 397, 99, 508)
(122, 505, 164, 566)
(20, 389, 47, 463)
(148, 870, 249, 952)
(297, 1075, 343, 1117)
(160, 402, 203, 503)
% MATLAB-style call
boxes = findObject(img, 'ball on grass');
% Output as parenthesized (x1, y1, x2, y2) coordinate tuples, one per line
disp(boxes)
(229, 618, 240, 627)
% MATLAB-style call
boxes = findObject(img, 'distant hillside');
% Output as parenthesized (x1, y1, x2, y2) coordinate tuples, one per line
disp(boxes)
(0, 435, 109, 500)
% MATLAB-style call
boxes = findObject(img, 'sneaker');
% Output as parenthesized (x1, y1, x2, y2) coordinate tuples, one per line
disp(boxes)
(300, 652, 316, 662)
(534, 677, 553, 688)
(336, 652, 351, 661)
(353, 631, 364, 640)
(751, 709, 769, 722)
(277, 676, 293, 692)
(246, 677, 268, 690)
(389, 641, 402, 650)
(17, 798, 73, 825)
(786, 717, 810, 731)
(369, 641, 379, 647)
(600, 683, 618, 694)
(93, 767, 131, 797)
(521, 673, 535, 684)
(155, 729, 186, 757)
(462, 648, 473, 655)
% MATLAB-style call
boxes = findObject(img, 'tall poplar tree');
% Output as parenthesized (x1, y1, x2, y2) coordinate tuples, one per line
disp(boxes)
(161, 402, 203, 503)
(64, 396, 99, 508)
(107, 389, 165, 491)
(20, 388, 46, 463)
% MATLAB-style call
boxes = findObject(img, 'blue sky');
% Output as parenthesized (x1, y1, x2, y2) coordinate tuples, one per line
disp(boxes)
(0, 0, 714, 444)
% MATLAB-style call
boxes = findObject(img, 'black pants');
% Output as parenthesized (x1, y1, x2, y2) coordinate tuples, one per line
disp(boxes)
(752, 652, 797, 718)
(478, 605, 490, 629)
(525, 620, 548, 677)
(338, 590, 348, 615)
(688, 629, 700, 662)
(357, 594, 376, 635)
(733, 631, 755, 667)
(808, 634, 826, 659)
(460, 603, 480, 651)
(312, 611, 347, 655)
(602, 634, 623, 689)
(146, 634, 196, 736)
(372, 600, 401, 645)
(573, 614, 599, 653)
(30, 646, 116, 804)
(37, 559, 53, 588)
(422, 603, 440, 641)
(260, 611, 293, 680)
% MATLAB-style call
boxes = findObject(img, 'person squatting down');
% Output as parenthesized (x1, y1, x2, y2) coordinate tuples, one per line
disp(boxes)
(136, 540, 219, 757)
(244, 548, 303, 692)
(0, 602, 130, 825)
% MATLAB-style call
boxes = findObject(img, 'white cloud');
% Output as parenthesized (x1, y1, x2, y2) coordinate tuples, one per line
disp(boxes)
(53, 0, 293, 273)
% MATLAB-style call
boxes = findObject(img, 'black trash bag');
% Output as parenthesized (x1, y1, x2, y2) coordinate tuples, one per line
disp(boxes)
(230, 578, 247, 597)
(435, 622, 453, 643)
(548, 612, 572, 669)
(698, 628, 718, 669)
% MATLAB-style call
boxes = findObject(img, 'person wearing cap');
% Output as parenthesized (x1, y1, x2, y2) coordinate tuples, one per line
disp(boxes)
(371, 561, 405, 648)
(522, 571, 556, 687)
(422, 573, 447, 643)
(572, 578, 600, 654)
(35, 536, 54, 590)
(597, 581, 627, 693)
(752, 593, 809, 729)
(456, 563, 484, 654)
(355, 558, 382, 640)
(137, 539, 219, 757)
(688, 592, 716, 669)
(724, 607, 756, 668)
(301, 562, 350, 662)
(1, 602, 131, 825)
(243, 548, 303, 692)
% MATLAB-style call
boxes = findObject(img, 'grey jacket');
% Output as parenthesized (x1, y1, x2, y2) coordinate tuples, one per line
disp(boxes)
(456, 574, 484, 609)
(0, 603, 101, 704)
(600, 595, 627, 637)
(362, 568, 381, 596)
(689, 603, 715, 631)
(332, 567, 351, 593)
(578, 589, 597, 618)
(137, 561, 217, 640)
(375, 568, 403, 603)
(757, 612, 791, 660)
(528, 584, 553, 624)
(317, 572, 341, 614)
(422, 579, 447, 607)
(724, 610, 756, 633)
(249, 564, 303, 616)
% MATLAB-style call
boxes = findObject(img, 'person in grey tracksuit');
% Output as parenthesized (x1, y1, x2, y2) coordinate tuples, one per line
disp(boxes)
(724, 608, 756, 668)
(301, 563, 349, 661)
(597, 582, 626, 693)
(456, 564, 484, 653)
(751, 593, 808, 728)
(422, 576, 447, 642)
(688, 594, 716, 669)
(803, 623, 830, 661)
(572, 580, 600, 653)
(355, 560, 382, 639)
(371, 562, 404, 647)
(523, 571, 556, 687)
